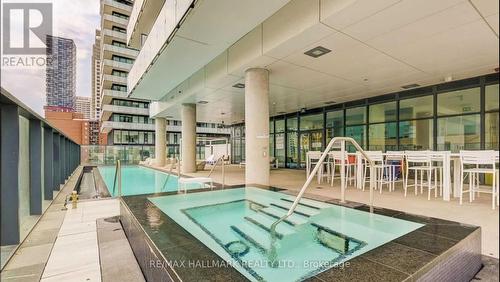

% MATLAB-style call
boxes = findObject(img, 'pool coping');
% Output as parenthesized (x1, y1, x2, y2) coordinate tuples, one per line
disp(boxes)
(119, 184, 482, 282)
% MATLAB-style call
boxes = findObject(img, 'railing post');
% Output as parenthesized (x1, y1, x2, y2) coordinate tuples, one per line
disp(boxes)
(340, 140, 346, 203)
(369, 164, 374, 213)
(117, 160, 122, 197)
(222, 156, 225, 189)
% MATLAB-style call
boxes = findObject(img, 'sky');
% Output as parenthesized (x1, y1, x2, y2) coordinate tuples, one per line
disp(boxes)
(1, 0, 101, 115)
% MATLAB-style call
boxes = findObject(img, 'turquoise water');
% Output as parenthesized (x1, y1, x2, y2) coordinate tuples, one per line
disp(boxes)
(149, 188, 423, 282)
(98, 166, 204, 196)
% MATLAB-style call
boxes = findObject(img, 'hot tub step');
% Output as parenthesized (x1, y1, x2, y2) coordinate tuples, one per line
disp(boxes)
(270, 202, 320, 217)
(244, 214, 296, 238)
(259, 207, 308, 226)
(279, 197, 332, 209)
(231, 223, 272, 253)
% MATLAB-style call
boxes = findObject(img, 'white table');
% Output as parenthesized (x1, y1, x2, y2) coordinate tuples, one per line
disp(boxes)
(178, 177, 213, 193)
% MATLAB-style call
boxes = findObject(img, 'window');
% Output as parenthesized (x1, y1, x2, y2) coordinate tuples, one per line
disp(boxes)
(286, 117, 298, 131)
(485, 112, 499, 150)
(112, 11, 129, 19)
(437, 114, 480, 152)
(399, 95, 433, 120)
(112, 55, 134, 64)
(112, 40, 127, 48)
(112, 70, 127, 77)
(346, 106, 366, 125)
(486, 84, 499, 111)
(345, 125, 366, 149)
(399, 120, 433, 150)
(275, 119, 285, 133)
(369, 123, 397, 151)
(438, 88, 480, 116)
(300, 113, 323, 130)
(111, 84, 127, 92)
(369, 101, 396, 123)
(112, 26, 126, 33)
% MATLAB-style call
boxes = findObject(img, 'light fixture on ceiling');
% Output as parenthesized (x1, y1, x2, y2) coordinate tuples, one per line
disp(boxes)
(401, 83, 421, 89)
(324, 101, 336, 105)
(304, 46, 331, 58)
(197, 100, 208, 104)
(300, 108, 306, 113)
(232, 83, 245, 89)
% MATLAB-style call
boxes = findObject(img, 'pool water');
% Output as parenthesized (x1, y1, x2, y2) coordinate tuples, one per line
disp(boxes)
(149, 187, 423, 282)
(98, 166, 203, 196)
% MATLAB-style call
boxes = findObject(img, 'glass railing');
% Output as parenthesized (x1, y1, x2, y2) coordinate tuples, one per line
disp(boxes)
(81, 145, 155, 165)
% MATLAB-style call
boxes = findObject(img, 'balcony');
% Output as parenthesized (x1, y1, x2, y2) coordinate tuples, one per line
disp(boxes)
(101, 121, 154, 133)
(102, 13, 129, 28)
(128, 0, 291, 100)
(101, 0, 132, 15)
(102, 59, 133, 73)
(101, 104, 149, 121)
(102, 74, 127, 89)
(127, 0, 166, 48)
(102, 44, 139, 59)
(101, 90, 128, 105)
(102, 28, 127, 41)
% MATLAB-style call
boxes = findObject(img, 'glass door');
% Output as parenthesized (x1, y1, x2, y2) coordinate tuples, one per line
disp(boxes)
(299, 130, 323, 168)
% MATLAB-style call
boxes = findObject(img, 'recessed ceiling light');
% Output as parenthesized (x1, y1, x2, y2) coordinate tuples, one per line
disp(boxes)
(220, 112, 226, 115)
(401, 83, 421, 89)
(325, 101, 336, 105)
(197, 101, 208, 104)
(304, 46, 331, 58)
(232, 83, 245, 89)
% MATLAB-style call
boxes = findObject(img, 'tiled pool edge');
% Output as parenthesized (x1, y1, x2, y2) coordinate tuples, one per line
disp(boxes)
(119, 187, 482, 282)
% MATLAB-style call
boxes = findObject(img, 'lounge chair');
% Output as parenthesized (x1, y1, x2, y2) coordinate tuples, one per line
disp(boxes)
(206, 154, 216, 165)
(139, 157, 151, 166)
(196, 161, 207, 171)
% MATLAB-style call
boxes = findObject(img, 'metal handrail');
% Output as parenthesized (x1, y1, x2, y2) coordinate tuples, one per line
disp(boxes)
(162, 158, 178, 190)
(268, 137, 375, 265)
(207, 155, 226, 189)
(112, 160, 122, 197)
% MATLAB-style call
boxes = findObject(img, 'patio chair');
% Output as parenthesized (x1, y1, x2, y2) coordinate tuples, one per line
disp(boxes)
(196, 161, 207, 171)
(270, 157, 279, 169)
(459, 150, 497, 209)
(385, 151, 405, 191)
(404, 151, 436, 200)
(362, 151, 390, 193)
(330, 151, 357, 187)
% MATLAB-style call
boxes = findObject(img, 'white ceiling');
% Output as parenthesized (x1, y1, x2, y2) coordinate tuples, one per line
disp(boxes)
(149, 0, 499, 124)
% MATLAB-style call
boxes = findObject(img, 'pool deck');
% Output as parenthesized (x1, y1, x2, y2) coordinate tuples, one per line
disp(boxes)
(120, 184, 482, 281)
(173, 164, 500, 259)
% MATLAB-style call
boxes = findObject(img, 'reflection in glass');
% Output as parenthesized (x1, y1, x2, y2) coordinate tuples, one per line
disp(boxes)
(399, 119, 433, 150)
(275, 133, 285, 167)
(299, 131, 323, 167)
(275, 119, 285, 133)
(346, 106, 366, 125)
(300, 114, 323, 130)
(437, 114, 480, 152)
(346, 125, 366, 150)
(399, 95, 433, 120)
(486, 84, 499, 111)
(369, 102, 396, 123)
(437, 87, 480, 116)
(287, 117, 298, 131)
(287, 132, 298, 168)
(485, 112, 499, 150)
(368, 123, 397, 151)
(326, 110, 343, 128)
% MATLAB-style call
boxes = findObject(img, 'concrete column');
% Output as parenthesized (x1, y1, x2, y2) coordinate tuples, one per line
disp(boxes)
(154, 117, 166, 166)
(244, 68, 270, 185)
(181, 103, 197, 173)
(43, 127, 53, 200)
(1, 104, 20, 245)
(53, 133, 60, 190)
(29, 119, 42, 215)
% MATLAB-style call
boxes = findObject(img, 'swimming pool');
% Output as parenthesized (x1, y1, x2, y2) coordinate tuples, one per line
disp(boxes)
(149, 187, 423, 282)
(98, 166, 203, 196)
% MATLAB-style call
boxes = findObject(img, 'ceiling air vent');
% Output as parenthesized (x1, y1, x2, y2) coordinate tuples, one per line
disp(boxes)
(401, 83, 421, 89)
(197, 101, 208, 104)
(304, 46, 331, 58)
(232, 83, 245, 89)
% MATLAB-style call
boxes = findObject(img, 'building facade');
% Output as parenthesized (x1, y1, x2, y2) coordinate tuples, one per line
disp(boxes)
(45, 111, 90, 145)
(45, 35, 76, 112)
(75, 96, 91, 119)
(97, 0, 230, 151)
(91, 30, 102, 120)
